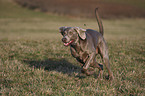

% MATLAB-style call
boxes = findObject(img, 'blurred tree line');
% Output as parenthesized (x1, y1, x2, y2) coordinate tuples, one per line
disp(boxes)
(14, 0, 145, 18)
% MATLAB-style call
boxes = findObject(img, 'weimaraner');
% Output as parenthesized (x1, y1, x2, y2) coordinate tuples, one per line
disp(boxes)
(59, 8, 114, 80)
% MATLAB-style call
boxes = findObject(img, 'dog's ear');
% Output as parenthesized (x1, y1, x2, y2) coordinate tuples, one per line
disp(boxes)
(74, 27, 86, 40)
(59, 26, 67, 33)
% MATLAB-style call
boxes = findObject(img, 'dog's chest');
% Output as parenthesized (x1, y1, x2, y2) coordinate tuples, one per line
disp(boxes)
(79, 51, 88, 63)
(71, 46, 88, 63)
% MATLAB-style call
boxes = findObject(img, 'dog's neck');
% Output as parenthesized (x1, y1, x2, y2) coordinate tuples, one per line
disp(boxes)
(71, 41, 80, 48)
(74, 36, 79, 44)
(70, 38, 85, 52)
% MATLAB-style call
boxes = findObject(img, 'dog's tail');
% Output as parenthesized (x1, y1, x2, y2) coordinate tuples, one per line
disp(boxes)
(95, 7, 104, 36)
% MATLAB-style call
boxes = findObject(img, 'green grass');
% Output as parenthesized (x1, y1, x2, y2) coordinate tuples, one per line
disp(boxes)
(0, 0, 145, 95)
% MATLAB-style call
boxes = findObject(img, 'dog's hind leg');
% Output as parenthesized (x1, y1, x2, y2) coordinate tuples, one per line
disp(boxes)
(99, 42, 114, 80)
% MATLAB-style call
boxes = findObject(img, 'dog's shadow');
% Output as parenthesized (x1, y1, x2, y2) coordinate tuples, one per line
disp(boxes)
(23, 58, 108, 79)
(23, 58, 81, 76)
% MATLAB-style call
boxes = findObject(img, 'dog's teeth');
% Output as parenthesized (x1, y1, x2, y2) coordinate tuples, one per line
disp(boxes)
(63, 40, 74, 46)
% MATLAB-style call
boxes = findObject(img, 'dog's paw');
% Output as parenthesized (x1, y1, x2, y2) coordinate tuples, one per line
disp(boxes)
(109, 75, 114, 81)
(98, 70, 103, 80)
(105, 75, 114, 81)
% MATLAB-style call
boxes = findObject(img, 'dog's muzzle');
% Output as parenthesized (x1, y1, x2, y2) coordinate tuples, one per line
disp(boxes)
(62, 38, 74, 46)
(64, 40, 74, 46)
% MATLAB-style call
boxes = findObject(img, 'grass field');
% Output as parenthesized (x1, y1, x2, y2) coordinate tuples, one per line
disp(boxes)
(0, 0, 145, 95)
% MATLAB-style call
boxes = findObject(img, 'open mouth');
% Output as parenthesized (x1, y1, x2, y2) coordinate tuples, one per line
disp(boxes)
(64, 40, 74, 46)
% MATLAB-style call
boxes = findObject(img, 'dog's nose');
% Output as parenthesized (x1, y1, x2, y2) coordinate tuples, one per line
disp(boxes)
(62, 38, 67, 42)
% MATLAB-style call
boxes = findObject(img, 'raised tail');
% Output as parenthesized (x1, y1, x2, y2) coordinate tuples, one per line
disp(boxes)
(95, 7, 104, 36)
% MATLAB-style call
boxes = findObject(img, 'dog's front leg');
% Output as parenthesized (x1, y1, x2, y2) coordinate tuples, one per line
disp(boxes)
(81, 52, 96, 76)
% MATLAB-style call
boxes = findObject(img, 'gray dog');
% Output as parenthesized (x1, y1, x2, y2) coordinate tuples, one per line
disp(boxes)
(59, 8, 114, 80)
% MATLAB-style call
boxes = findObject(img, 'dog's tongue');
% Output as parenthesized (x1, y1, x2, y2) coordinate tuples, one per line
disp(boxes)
(64, 40, 74, 46)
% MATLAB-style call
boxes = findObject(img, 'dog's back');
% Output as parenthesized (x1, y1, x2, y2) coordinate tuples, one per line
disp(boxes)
(86, 29, 104, 49)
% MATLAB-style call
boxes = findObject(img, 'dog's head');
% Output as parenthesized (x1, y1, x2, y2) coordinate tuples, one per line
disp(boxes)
(59, 27, 86, 46)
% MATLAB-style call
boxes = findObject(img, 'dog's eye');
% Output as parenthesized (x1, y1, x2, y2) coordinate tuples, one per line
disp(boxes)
(69, 32, 73, 35)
